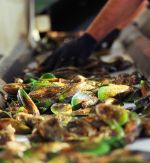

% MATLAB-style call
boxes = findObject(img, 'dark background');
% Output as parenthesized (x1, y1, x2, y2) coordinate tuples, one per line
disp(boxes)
(38, 0, 107, 31)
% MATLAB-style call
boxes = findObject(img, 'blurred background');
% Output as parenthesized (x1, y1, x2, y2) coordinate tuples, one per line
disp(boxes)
(0, 0, 27, 56)
(0, 0, 107, 56)
(0, 0, 149, 57)
(0, 0, 150, 80)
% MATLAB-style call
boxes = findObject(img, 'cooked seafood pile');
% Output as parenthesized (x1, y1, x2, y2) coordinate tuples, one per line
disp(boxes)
(0, 33, 150, 162)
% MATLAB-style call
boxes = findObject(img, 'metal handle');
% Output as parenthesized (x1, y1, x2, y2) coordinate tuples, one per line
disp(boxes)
(28, 0, 40, 48)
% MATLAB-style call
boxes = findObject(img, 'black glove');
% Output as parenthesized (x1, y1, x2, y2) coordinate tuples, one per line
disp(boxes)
(43, 33, 97, 70)
(95, 29, 120, 50)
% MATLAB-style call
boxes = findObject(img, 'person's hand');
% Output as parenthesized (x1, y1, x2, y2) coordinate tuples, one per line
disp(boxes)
(43, 33, 97, 70)
(95, 29, 120, 50)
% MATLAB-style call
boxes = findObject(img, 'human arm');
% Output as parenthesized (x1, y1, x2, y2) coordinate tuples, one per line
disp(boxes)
(86, 0, 144, 41)
(45, 0, 145, 70)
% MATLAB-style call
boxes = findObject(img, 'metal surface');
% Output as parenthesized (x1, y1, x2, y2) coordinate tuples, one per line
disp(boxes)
(0, 39, 33, 82)
(120, 25, 150, 78)
(127, 139, 150, 153)
(28, 0, 40, 48)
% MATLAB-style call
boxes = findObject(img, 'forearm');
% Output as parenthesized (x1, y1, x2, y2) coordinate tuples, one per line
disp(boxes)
(117, 0, 147, 29)
(86, 0, 143, 41)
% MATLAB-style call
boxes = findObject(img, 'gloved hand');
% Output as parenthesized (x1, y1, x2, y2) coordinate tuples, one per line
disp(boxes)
(43, 33, 97, 70)
(95, 29, 120, 50)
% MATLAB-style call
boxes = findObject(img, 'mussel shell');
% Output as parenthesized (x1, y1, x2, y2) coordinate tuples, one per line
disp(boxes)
(124, 112, 142, 143)
(71, 91, 98, 108)
(31, 80, 66, 89)
(39, 73, 56, 80)
(17, 89, 40, 115)
(3, 83, 28, 95)
(15, 112, 44, 128)
(0, 110, 12, 118)
(52, 67, 81, 79)
(0, 118, 31, 134)
(37, 118, 64, 141)
(0, 124, 15, 144)
(141, 117, 150, 136)
(29, 87, 61, 99)
(59, 81, 97, 102)
(96, 104, 129, 125)
(98, 84, 130, 101)
(51, 103, 72, 115)
(67, 118, 97, 137)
